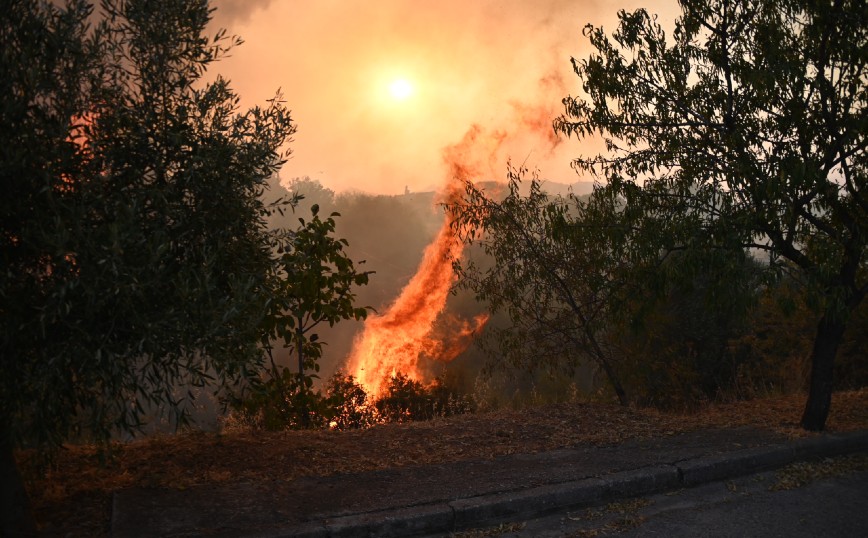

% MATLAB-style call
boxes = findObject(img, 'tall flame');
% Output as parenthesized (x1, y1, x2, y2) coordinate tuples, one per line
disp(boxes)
(345, 182, 487, 398)
(345, 125, 503, 399)
(346, 82, 565, 399)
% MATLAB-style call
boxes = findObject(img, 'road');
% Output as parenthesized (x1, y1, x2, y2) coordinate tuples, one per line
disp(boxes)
(442, 456, 868, 537)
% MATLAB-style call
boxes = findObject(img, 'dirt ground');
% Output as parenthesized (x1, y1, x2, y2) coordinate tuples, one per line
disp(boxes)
(19, 388, 868, 537)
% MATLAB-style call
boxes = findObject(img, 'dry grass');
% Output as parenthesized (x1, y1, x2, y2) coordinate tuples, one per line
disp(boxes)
(19, 388, 868, 537)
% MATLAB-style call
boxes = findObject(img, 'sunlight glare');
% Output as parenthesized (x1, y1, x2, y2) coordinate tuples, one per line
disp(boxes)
(388, 78, 414, 100)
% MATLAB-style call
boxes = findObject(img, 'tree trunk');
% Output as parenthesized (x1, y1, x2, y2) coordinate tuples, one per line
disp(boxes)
(800, 311, 847, 431)
(296, 317, 310, 428)
(584, 331, 629, 406)
(598, 354, 629, 407)
(296, 319, 305, 387)
(1, 439, 36, 537)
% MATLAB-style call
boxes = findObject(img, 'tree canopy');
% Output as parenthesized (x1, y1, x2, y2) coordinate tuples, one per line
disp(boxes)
(450, 0, 865, 426)
(450, 167, 633, 405)
(553, 0, 866, 430)
(1, 0, 297, 531)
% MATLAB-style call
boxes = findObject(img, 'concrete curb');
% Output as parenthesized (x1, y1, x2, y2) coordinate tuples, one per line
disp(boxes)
(259, 431, 868, 538)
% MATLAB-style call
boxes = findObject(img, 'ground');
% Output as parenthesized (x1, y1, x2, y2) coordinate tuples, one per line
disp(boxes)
(18, 389, 868, 536)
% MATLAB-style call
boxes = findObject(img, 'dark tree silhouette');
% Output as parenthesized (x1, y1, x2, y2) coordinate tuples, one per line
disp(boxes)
(556, 0, 866, 430)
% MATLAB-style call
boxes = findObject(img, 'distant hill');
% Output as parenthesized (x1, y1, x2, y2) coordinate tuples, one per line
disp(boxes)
(464, 179, 596, 198)
(537, 180, 595, 197)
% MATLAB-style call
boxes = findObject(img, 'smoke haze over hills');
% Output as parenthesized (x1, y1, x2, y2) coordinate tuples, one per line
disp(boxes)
(209, 0, 678, 196)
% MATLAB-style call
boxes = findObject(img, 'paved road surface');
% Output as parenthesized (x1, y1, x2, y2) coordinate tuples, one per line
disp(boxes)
(111, 431, 868, 537)
(442, 463, 868, 537)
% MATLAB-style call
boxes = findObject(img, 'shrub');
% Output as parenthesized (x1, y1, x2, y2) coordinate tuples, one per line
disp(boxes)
(323, 372, 380, 430)
(375, 373, 473, 422)
(230, 366, 327, 431)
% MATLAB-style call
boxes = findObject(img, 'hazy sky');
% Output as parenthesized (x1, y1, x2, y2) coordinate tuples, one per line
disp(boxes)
(209, 1, 676, 195)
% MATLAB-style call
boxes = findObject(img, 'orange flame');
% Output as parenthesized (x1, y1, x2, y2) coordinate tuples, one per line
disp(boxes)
(346, 88, 564, 399)
(344, 204, 488, 398)
(58, 112, 96, 194)
(345, 126, 502, 399)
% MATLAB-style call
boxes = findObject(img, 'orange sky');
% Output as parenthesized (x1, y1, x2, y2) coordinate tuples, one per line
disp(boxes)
(211, 0, 676, 195)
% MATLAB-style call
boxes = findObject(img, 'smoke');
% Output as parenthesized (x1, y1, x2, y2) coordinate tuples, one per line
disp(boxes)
(511, 72, 569, 154)
(343, 214, 488, 398)
(201, 0, 627, 195)
(211, 0, 276, 25)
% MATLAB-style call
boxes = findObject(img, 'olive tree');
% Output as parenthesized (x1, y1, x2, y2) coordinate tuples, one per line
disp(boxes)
(1, 0, 296, 532)
(555, 0, 866, 430)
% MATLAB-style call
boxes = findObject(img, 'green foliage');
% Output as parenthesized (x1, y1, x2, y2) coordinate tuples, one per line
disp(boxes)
(451, 165, 773, 409)
(732, 274, 815, 396)
(449, 165, 641, 405)
(836, 295, 868, 389)
(733, 271, 868, 395)
(613, 250, 765, 408)
(450, 0, 865, 420)
(229, 371, 377, 432)
(555, 0, 867, 429)
(232, 365, 328, 431)
(323, 372, 380, 430)
(232, 368, 392, 431)
(227, 193, 372, 431)
(263, 205, 370, 426)
(229, 371, 472, 431)
(1, 0, 295, 450)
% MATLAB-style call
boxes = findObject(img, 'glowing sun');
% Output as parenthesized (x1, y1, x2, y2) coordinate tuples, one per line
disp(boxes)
(388, 78, 414, 100)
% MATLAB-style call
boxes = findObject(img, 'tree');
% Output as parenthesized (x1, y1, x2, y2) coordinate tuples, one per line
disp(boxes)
(452, 167, 769, 408)
(273, 205, 370, 387)
(285, 176, 337, 213)
(555, 0, 866, 430)
(612, 248, 765, 408)
(450, 166, 632, 405)
(1, 0, 296, 532)
(260, 204, 370, 427)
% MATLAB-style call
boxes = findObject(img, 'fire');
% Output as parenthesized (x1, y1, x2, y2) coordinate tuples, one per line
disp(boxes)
(345, 200, 488, 399)
(346, 127, 500, 399)
(346, 88, 563, 399)
(58, 113, 95, 194)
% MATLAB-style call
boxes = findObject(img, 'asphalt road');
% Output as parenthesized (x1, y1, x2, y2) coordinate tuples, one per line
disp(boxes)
(112, 431, 868, 537)
(442, 459, 868, 537)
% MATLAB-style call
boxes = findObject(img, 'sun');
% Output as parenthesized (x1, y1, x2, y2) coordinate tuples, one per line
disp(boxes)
(388, 78, 414, 101)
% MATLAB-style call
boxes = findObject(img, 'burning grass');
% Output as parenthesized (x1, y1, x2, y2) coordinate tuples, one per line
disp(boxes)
(20, 387, 868, 536)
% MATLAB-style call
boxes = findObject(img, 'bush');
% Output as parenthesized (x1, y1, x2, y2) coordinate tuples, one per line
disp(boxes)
(228, 369, 475, 431)
(323, 372, 380, 430)
(375, 373, 473, 422)
(229, 366, 327, 431)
